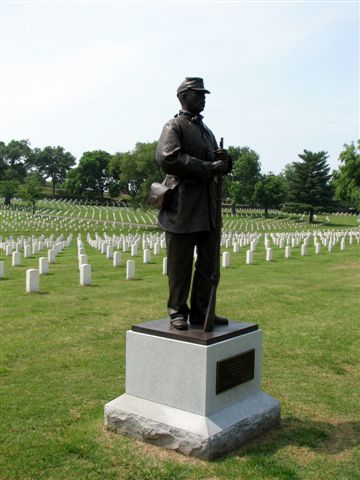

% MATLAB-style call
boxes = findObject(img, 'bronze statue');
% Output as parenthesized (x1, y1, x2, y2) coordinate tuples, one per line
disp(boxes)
(155, 77, 232, 331)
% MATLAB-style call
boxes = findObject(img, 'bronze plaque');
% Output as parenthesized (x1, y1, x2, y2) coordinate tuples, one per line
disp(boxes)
(216, 349, 255, 394)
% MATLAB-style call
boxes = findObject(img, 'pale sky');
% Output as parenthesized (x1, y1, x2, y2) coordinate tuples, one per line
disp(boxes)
(1, 0, 359, 173)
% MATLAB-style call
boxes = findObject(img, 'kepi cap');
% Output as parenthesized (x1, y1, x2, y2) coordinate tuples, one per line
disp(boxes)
(177, 77, 210, 95)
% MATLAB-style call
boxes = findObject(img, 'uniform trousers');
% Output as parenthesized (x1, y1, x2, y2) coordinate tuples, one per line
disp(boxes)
(165, 229, 219, 322)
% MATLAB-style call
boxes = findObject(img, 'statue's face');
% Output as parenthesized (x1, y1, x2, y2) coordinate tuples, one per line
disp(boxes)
(181, 90, 206, 114)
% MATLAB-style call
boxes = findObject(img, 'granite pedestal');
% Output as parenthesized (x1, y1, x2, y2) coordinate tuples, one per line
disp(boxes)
(104, 319, 280, 459)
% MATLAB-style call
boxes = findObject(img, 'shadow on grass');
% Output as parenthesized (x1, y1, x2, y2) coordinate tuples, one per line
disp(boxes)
(234, 416, 359, 458)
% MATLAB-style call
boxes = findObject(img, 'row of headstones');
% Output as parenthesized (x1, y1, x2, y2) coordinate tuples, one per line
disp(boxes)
(77, 258, 150, 285)
(220, 230, 360, 251)
(0, 238, 72, 286)
(86, 232, 167, 258)
(76, 233, 170, 284)
(0, 234, 72, 256)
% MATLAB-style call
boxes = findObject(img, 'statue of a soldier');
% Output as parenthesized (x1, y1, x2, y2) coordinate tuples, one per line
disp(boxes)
(155, 77, 232, 331)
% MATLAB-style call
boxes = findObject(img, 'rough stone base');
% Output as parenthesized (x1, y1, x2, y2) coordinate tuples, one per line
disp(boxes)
(105, 391, 280, 460)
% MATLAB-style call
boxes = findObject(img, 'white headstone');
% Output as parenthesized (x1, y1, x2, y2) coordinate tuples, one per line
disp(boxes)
(340, 239, 345, 251)
(315, 243, 321, 254)
(143, 249, 151, 264)
(80, 264, 91, 286)
(154, 243, 161, 255)
(26, 269, 39, 292)
(246, 250, 253, 264)
(12, 251, 21, 267)
(24, 245, 31, 258)
(79, 254, 88, 269)
(113, 251, 121, 267)
(0, 261, 4, 279)
(126, 260, 135, 280)
(285, 246, 291, 258)
(106, 246, 113, 259)
(48, 249, 56, 263)
(266, 248, 272, 262)
(301, 244, 307, 256)
(222, 251, 230, 268)
(162, 257, 168, 275)
(39, 257, 49, 275)
(131, 244, 138, 256)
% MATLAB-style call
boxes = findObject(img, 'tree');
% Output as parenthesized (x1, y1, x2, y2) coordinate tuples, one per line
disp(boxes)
(19, 173, 44, 214)
(253, 174, 287, 217)
(281, 162, 297, 201)
(30, 146, 76, 196)
(0, 170, 20, 205)
(0, 139, 32, 204)
(333, 140, 360, 210)
(287, 150, 333, 222)
(111, 142, 162, 203)
(227, 147, 261, 205)
(65, 150, 111, 197)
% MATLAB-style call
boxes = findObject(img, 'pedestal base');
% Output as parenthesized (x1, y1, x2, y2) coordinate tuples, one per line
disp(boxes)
(105, 320, 281, 459)
(105, 391, 280, 460)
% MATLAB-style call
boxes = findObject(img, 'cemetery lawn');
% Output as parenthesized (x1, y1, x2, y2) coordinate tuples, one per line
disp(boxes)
(1, 234, 359, 479)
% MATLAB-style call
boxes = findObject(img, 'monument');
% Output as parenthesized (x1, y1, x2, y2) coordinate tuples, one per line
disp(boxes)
(104, 78, 280, 459)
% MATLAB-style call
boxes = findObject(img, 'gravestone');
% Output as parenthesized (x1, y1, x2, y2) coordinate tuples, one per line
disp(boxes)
(26, 269, 39, 292)
(79, 253, 88, 269)
(162, 257, 167, 275)
(12, 251, 21, 267)
(39, 257, 49, 275)
(80, 264, 91, 286)
(113, 251, 121, 267)
(143, 249, 150, 264)
(131, 244, 138, 257)
(48, 249, 56, 263)
(154, 243, 161, 255)
(126, 260, 135, 280)
(222, 251, 230, 268)
(246, 250, 253, 264)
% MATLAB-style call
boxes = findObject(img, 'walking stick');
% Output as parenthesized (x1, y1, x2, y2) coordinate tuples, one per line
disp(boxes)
(203, 137, 224, 333)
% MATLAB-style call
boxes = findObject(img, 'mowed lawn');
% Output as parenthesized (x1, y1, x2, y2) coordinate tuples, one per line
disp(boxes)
(1, 227, 359, 479)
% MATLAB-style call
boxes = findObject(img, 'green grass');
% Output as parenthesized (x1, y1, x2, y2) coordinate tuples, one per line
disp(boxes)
(1, 209, 360, 479)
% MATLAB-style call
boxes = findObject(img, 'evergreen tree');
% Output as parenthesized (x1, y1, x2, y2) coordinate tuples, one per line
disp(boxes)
(288, 150, 333, 222)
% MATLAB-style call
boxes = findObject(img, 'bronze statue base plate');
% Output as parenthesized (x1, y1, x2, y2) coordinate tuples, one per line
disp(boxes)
(131, 319, 258, 346)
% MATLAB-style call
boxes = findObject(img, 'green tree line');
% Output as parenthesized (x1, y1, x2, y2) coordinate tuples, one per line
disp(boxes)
(1, 138, 359, 220)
